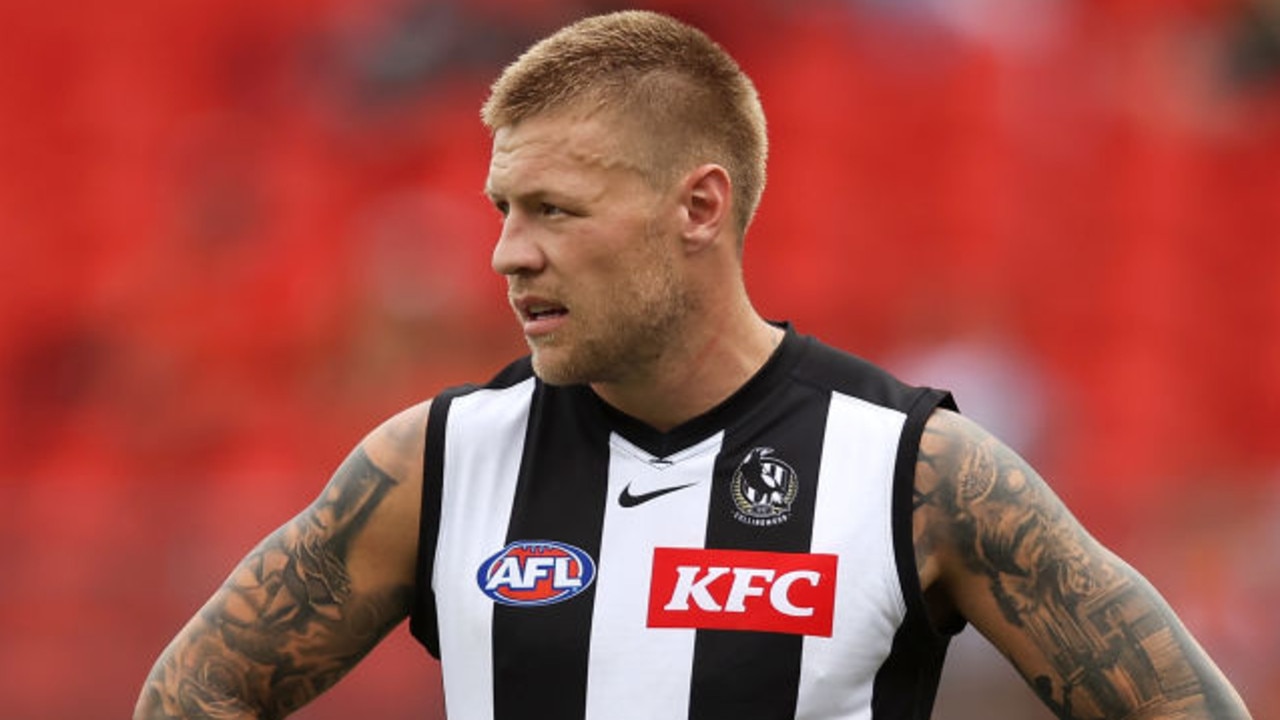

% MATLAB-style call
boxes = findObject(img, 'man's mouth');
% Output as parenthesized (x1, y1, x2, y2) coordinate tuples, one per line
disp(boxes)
(514, 297, 570, 337)
(525, 302, 568, 321)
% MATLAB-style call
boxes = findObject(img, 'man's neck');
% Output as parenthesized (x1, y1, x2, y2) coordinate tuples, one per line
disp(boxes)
(590, 312, 784, 432)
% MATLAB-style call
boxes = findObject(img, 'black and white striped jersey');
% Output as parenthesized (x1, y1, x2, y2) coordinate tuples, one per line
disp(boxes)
(410, 326, 958, 720)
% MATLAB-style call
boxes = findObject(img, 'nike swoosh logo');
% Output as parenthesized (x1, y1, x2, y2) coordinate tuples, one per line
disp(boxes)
(617, 482, 697, 508)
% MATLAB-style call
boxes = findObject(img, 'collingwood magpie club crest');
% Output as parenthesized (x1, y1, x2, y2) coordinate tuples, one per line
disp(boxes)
(730, 447, 799, 526)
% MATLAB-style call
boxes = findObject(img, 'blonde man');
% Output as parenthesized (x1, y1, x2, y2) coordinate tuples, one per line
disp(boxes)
(137, 11, 1251, 719)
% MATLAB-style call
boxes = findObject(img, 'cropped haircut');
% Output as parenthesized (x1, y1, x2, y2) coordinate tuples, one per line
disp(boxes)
(482, 10, 768, 240)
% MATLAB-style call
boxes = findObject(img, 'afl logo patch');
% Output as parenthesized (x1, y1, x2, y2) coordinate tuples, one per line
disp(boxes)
(731, 447, 798, 527)
(477, 540, 596, 607)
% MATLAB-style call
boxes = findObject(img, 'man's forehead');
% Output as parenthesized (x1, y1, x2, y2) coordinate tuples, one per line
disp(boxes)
(487, 112, 646, 188)
(493, 110, 620, 156)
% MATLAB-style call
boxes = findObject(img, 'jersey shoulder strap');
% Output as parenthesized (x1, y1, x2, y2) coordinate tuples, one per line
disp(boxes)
(409, 357, 536, 657)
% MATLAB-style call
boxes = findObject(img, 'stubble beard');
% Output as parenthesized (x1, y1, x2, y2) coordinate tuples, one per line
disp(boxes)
(529, 244, 693, 387)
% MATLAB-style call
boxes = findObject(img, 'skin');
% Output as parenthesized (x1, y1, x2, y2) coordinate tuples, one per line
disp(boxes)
(486, 108, 696, 388)
(914, 410, 1251, 719)
(134, 109, 1252, 719)
(485, 105, 783, 429)
(135, 406, 427, 720)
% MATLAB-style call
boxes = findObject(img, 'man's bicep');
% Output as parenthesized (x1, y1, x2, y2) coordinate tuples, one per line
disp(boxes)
(913, 409, 1250, 719)
(139, 430, 424, 719)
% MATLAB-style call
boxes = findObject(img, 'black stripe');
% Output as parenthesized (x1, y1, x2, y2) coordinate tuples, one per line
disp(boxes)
(870, 387, 956, 719)
(409, 358, 537, 658)
(492, 383, 610, 720)
(409, 388, 469, 658)
(688, 382, 830, 720)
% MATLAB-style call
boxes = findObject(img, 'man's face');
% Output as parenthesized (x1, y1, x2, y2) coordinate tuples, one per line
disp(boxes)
(485, 110, 695, 386)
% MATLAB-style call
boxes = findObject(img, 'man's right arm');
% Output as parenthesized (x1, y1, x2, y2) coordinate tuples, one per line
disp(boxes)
(134, 402, 430, 719)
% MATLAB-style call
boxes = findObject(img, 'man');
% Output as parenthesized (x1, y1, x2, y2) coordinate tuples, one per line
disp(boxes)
(135, 10, 1252, 720)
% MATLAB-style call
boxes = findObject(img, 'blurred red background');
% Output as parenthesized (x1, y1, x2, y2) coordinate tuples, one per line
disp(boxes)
(1, 0, 1277, 718)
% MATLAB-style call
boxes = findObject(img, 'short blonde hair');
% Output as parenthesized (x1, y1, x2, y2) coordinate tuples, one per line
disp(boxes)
(482, 10, 768, 239)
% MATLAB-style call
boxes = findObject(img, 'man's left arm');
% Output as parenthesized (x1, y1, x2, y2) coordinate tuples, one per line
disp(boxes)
(912, 409, 1252, 719)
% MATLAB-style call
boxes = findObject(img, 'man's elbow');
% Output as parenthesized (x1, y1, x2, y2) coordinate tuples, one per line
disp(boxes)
(132, 673, 263, 720)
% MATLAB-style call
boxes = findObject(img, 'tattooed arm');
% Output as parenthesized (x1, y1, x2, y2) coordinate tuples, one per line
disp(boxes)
(134, 402, 431, 720)
(913, 409, 1251, 720)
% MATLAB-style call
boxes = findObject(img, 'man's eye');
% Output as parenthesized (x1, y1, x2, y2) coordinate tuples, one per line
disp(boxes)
(540, 203, 566, 217)
(494, 201, 510, 217)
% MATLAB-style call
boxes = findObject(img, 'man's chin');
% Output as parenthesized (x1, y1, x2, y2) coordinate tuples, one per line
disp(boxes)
(529, 353, 582, 387)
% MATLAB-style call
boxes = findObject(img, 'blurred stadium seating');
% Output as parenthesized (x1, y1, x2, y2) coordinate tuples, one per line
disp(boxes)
(1, 0, 1277, 717)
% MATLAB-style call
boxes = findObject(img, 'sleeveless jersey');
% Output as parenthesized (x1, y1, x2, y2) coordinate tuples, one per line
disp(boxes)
(410, 327, 957, 720)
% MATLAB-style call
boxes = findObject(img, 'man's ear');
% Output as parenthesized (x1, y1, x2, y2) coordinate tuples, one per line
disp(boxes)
(680, 164, 732, 253)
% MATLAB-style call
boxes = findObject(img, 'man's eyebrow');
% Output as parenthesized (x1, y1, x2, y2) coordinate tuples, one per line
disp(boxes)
(485, 187, 558, 205)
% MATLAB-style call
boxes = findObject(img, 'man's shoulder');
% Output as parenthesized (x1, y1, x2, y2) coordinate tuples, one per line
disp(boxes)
(362, 399, 434, 483)
(790, 332, 953, 415)
(351, 353, 539, 501)
(436, 355, 537, 399)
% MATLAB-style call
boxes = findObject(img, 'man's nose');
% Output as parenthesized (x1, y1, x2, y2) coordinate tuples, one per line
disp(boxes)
(491, 213, 546, 276)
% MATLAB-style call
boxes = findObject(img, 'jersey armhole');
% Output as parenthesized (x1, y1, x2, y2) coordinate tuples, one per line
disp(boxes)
(890, 387, 963, 641)
(408, 389, 465, 659)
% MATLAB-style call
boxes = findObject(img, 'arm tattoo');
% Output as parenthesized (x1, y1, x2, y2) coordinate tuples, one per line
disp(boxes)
(916, 415, 1244, 720)
(142, 448, 411, 719)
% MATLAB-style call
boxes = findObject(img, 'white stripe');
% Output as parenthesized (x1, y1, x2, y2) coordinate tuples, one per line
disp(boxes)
(583, 432, 724, 720)
(796, 392, 908, 720)
(433, 378, 537, 720)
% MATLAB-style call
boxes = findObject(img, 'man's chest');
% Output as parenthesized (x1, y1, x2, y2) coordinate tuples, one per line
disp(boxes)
(428, 386, 912, 719)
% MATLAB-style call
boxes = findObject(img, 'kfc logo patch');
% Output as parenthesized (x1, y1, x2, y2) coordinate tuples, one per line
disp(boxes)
(647, 548, 837, 636)
(477, 540, 596, 607)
